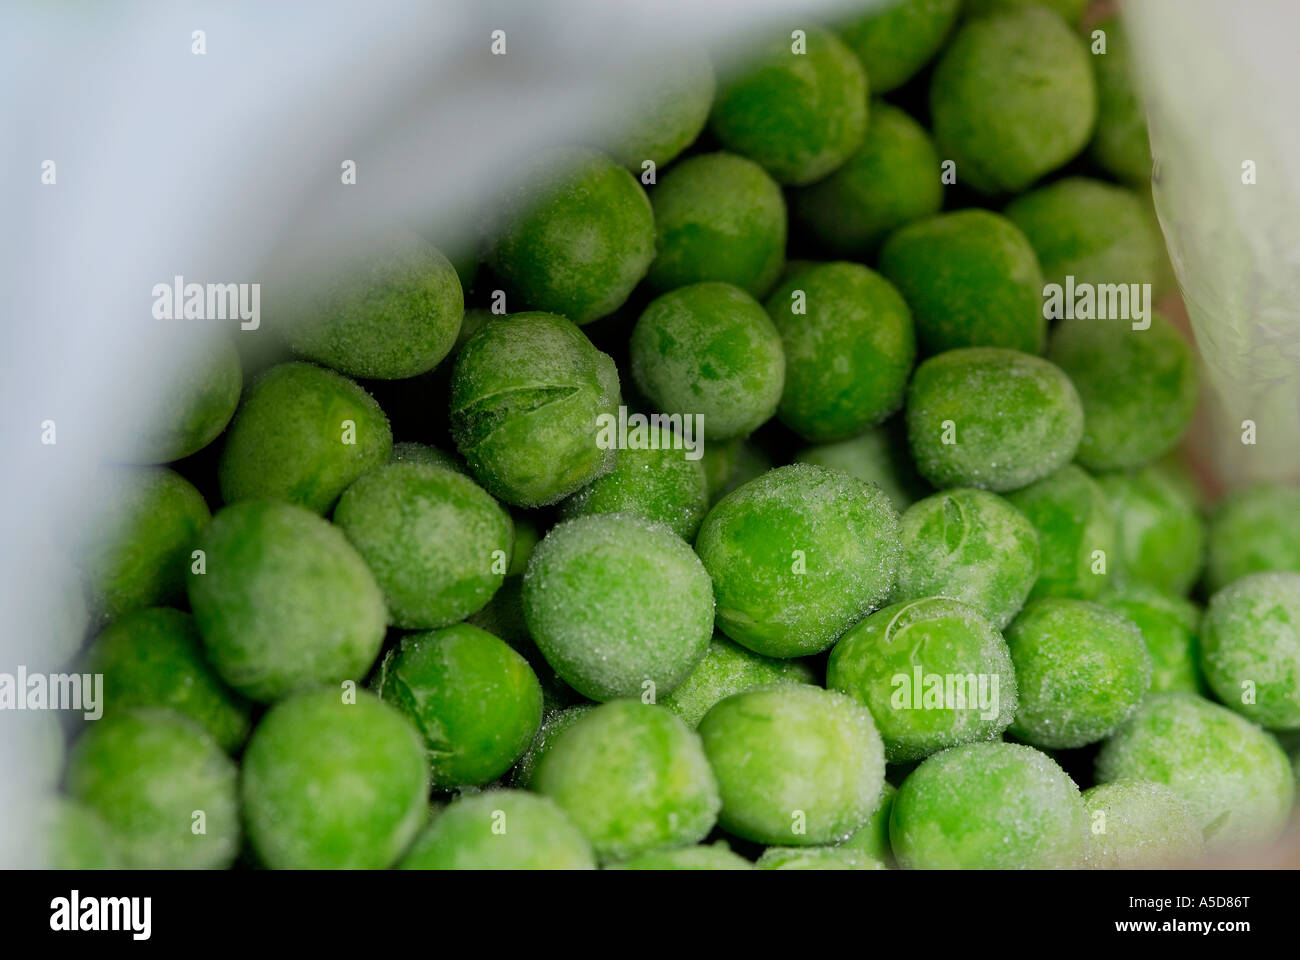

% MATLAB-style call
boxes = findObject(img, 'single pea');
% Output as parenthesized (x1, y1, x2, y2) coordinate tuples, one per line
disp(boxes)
(511, 703, 597, 789)
(1097, 581, 1203, 695)
(794, 420, 928, 512)
(891, 740, 1086, 869)
(80, 607, 252, 752)
(66, 709, 239, 869)
(630, 282, 785, 441)
(276, 232, 463, 379)
(836, 0, 962, 93)
(558, 423, 710, 541)
(399, 790, 594, 870)
(710, 26, 867, 186)
(1006, 598, 1151, 749)
(646, 152, 786, 298)
(534, 700, 720, 863)
(1082, 780, 1205, 869)
(390, 440, 469, 475)
(128, 335, 242, 463)
(1096, 465, 1205, 596)
(489, 147, 654, 325)
(600, 47, 715, 170)
(1205, 484, 1300, 592)
(906, 348, 1084, 492)
(187, 500, 388, 703)
(828, 597, 1018, 761)
(523, 513, 713, 700)
(375, 623, 543, 788)
(930, 7, 1095, 194)
(964, 0, 1088, 26)
(757, 847, 884, 870)
(83, 467, 210, 621)
(1201, 572, 1300, 731)
(241, 688, 428, 869)
(614, 842, 753, 870)
(449, 311, 620, 507)
(1006, 465, 1117, 600)
(794, 102, 944, 258)
(894, 488, 1040, 628)
(1096, 692, 1295, 850)
(334, 462, 512, 629)
(659, 634, 815, 728)
(699, 686, 885, 846)
(879, 210, 1045, 355)
(838, 781, 896, 863)
(1088, 16, 1152, 185)
(765, 262, 916, 443)
(218, 361, 392, 514)
(39, 799, 122, 870)
(695, 464, 900, 658)
(1048, 312, 1199, 471)
(1004, 177, 1165, 293)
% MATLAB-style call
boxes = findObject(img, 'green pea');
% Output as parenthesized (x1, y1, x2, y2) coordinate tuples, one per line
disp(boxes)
(400, 790, 594, 870)
(906, 348, 1083, 492)
(489, 148, 654, 325)
(695, 464, 900, 658)
(80, 607, 252, 752)
(1096, 692, 1295, 851)
(699, 686, 885, 846)
(218, 361, 392, 514)
(1205, 484, 1300, 592)
(613, 842, 753, 870)
(630, 282, 785, 441)
(891, 740, 1086, 869)
(765, 262, 915, 443)
(879, 210, 1045, 355)
(659, 634, 815, 729)
(930, 7, 1095, 194)
(794, 420, 928, 512)
(1096, 464, 1205, 596)
(838, 781, 896, 863)
(1082, 780, 1204, 869)
(375, 623, 543, 789)
(1097, 581, 1203, 695)
(599, 48, 715, 170)
(1088, 16, 1152, 185)
(187, 500, 387, 703)
(67, 708, 239, 869)
(511, 703, 597, 790)
(964, 0, 1088, 26)
(646, 152, 786, 298)
(1006, 465, 1116, 600)
(836, 0, 962, 93)
(449, 311, 620, 507)
(39, 799, 122, 870)
(128, 335, 242, 464)
(534, 700, 720, 863)
(466, 576, 574, 714)
(757, 847, 884, 870)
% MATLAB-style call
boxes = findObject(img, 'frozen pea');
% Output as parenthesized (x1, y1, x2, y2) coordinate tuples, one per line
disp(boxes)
(508, 516, 539, 576)
(534, 700, 719, 863)
(241, 688, 428, 869)
(765, 262, 916, 443)
(1088, 16, 1152, 185)
(614, 842, 752, 870)
(1006, 598, 1151, 749)
(80, 607, 252, 752)
(699, 686, 885, 846)
(879, 210, 1046, 355)
(838, 781, 896, 863)
(1205, 484, 1300, 592)
(894, 488, 1040, 628)
(400, 790, 594, 870)
(828, 597, 1018, 761)
(129, 336, 242, 464)
(218, 361, 392, 514)
(450, 312, 620, 507)
(83, 467, 210, 621)
(930, 7, 1095, 194)
(277, 232, 463, 379)
(906, 348, 1084, 492)
(1096, 692, 1295, 850)
(1006, 465, 1116, 600)
(757, 847, 884, 870)
(965, 0, 1088, 25)
(334, 462, 512, 629)
(1048, 313, 1199, 471)
(659, 634, 815, 728)
(466, 577, 573, 714)
(187, 500, 387, 703)
(1082, 780, 1204, 870)
(67, 709, 239, 869)
(836, 0, 962, 93)
(1004, 177, 1165, 293)
(390, 440, 469, 475)
(375, 624, 543, 788)
(695, 464, 900, 658)
(600, 48, 715, 170)
(489, 148, 654, 325)
(558, 424, 710, 541)
(523, 514, 713, 701)
(511, 703, 597, 789)
(794, 421, 927, 512)
(709, 26, 867, 186)
(1096, 465, 1205, 596)
(630, 283, 785, 441)
(646, 153, 786, 298)
(40, 800, 121, 870)
(794, 103, 943, 257)
(1201, 572, 1300, 731)
(1098, 581, 1203, 695)
(891, 740, 1086, 869)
